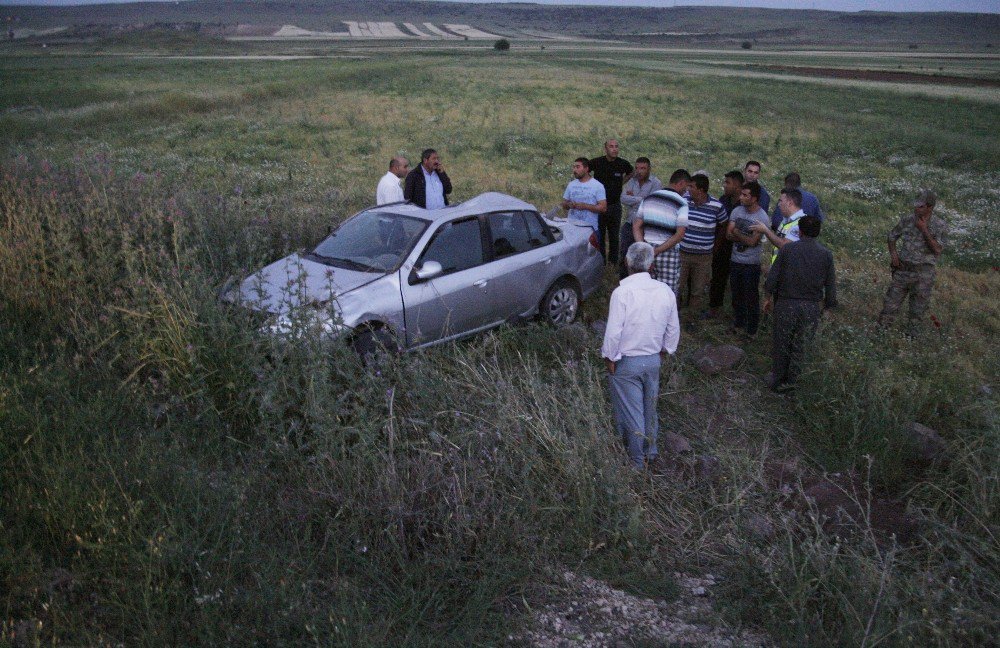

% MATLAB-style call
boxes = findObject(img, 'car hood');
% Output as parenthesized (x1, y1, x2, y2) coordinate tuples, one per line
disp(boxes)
(233, 253, 381, 314)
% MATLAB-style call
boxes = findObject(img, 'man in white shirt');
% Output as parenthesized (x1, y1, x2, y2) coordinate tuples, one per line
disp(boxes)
(602, 242, 681, 469)
(376, 156, 409, 205)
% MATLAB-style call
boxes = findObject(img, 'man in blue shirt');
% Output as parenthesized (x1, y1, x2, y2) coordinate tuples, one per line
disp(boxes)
(679, 173, 727, 321)
(562, 157, 607, 232)
(771, 172, 824, 229)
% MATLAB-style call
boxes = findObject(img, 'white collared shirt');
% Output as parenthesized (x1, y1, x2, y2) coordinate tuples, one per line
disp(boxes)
(423, 166, 446, 210)
(601, 272, 680, 362)
(376, 171, 404, 205)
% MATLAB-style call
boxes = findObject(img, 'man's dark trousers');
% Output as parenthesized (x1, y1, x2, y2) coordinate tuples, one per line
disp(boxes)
(772, 298, 822, 385)
(618, 219, 635, 279)
(600, 203, 622, 265)
(729, 262, 761, 335)
(710, 239, 732, 310)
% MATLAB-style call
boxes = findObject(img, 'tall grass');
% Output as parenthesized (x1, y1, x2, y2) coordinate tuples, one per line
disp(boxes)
(2, 50, 998, 645)
(0, 157, 661, 645)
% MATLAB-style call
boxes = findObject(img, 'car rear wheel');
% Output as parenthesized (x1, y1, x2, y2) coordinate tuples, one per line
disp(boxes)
(540, 279, 581, 327)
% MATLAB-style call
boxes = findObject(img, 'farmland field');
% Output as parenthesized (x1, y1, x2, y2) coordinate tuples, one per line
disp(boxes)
(2, 32, 999, 647)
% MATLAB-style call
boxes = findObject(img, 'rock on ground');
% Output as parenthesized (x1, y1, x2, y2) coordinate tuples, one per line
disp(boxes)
(902, 421, 948, 469)
(510, 570, 770, 647)
(691, 344, 745, 375)
(800, 474, 918, 544)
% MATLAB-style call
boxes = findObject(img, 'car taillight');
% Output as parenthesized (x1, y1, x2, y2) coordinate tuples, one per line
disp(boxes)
(588, 232, 600, 250)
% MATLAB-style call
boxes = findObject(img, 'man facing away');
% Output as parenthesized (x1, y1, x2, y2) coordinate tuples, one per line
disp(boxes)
(762, 216, 837, 392)
(562, 157, 607, 233)
(743, 160, 770, 214)
(618, 156, 662, 279)
(633, 169, 690, 296)
(709, 170, 744, 318)
(602, 242, 681, 469)
(404, 148, 452, 209)
(376, 156, 409, 205)
(727, 181, 769, 337)
(590, 139, 634, 265)
(751, 187, 806, 265)
(771, 172, 824, 229)
(679, 173, 727, 322)
(878, 189, 948, 332)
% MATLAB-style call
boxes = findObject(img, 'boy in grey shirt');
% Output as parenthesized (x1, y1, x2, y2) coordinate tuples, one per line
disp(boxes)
(726, 181, 769, 336)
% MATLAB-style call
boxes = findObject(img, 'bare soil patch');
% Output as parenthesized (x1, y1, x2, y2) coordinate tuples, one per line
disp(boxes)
(756, 64, 1000, 88)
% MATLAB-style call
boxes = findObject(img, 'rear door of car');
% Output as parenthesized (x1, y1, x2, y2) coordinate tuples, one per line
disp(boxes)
(400, 216, 504, 347)
(483, 210, 558, 320)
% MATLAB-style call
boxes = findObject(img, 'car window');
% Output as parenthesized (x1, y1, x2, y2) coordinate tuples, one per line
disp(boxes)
(419, 218, 484, 274)
(487, 211, 532, 258)
(312, 211, 428, 272)
(523, 211, 555, 248)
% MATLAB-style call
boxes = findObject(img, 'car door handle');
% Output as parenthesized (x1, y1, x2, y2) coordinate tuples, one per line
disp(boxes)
(543, 257, 552, 265)
(473, 279, 488, 288)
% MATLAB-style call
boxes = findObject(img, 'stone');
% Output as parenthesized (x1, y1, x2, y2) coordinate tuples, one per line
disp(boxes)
(661, 432, 692, 455)
(695, 355, 722, 375)
(801, 476, 918, 544)
(590, 319, 607, 338)
(902, 422, 948, 468)
(692, 344, 745, 375)
(802, 478, 863, 530)
(694, 454, 722, 483)
(745, 514, 776, 540)
(45, 568, 75, 593)
(764, 458, 802, 489)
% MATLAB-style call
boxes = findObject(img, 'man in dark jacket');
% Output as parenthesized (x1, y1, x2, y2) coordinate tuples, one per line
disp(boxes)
(762, 216, 836, 392)
(404, 148, 452, 209)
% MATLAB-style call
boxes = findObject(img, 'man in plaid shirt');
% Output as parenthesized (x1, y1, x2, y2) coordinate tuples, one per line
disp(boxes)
(633, 169, 690, 295)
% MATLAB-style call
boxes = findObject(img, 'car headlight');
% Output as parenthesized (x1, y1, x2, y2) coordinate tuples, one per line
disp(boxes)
(263, 303, 349, 340)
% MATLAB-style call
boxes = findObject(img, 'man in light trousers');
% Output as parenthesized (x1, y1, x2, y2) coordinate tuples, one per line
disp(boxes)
(602, 242, 681, 469)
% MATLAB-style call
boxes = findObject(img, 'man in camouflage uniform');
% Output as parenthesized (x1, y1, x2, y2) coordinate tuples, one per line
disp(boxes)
(878, 189, 947, 331)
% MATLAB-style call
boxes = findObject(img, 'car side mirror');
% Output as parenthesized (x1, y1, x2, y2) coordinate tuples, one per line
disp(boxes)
(414, 260, 443, 281)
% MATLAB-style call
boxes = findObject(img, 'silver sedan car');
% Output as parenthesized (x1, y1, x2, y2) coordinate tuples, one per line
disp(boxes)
(224, 192, 604, 353)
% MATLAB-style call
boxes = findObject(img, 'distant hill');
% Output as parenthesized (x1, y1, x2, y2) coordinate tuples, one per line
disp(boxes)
(3, 0, 998, 49)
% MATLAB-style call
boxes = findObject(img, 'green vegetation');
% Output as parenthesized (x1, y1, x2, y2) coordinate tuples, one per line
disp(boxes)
(1, 41, 998, 646)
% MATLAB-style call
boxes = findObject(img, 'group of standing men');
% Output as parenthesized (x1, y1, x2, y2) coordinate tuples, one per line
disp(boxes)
(376, 149, 452, 209)
(370, 145, 948, 469)
(592, 142, 945, 468)
(564, 144, 832, 339)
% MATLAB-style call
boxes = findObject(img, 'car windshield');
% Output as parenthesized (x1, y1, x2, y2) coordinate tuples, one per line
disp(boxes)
(310, 211, 428, 273)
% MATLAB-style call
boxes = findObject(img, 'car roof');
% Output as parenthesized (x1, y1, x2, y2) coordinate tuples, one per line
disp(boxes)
(372, 192, 539, 223)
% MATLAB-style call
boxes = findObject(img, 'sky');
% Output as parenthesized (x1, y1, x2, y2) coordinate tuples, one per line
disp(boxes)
(1, 0, 997, 12)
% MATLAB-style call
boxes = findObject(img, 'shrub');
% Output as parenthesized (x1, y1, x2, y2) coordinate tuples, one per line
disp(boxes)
(494, 38, 511, 52)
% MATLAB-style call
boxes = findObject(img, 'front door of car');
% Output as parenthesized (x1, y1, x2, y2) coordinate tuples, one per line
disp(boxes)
(400, 216, 504, 347)
(484, 210, 558, 319)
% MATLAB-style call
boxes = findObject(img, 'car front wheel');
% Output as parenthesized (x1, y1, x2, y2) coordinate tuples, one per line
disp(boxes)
(540, 279, 581, 327)
(351, 327, 398, 365)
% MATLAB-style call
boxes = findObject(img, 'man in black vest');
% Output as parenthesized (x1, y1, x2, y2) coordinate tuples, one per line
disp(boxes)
(590, 139, 633, 265)
(404, 148, 452, 209)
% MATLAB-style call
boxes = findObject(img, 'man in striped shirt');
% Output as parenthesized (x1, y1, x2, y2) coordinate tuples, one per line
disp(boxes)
(679, 173, 728, 321)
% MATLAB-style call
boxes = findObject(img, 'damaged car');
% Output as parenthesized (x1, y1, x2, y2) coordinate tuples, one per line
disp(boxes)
(222, 192, 605, 355)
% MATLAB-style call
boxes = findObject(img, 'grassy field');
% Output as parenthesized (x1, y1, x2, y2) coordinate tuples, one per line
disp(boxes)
(1, 37, 998, 646)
